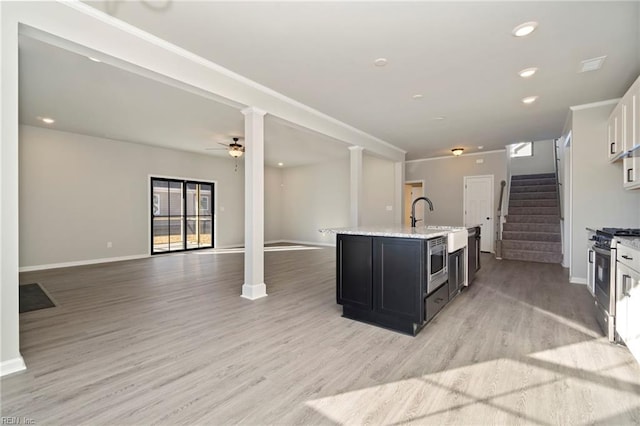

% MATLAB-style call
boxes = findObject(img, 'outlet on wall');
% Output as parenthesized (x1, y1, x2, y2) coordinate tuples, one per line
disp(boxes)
(385, 205, 393, 211)
(107, 241, 112, 248)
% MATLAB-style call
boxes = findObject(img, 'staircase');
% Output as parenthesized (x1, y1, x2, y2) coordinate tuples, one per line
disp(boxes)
(502, 173, 562, 264)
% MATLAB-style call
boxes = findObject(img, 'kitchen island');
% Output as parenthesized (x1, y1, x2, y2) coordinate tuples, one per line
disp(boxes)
(320, 226, 470, 335)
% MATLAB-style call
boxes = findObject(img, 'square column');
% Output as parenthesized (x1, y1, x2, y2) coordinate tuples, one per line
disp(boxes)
(241, 107, 267, 300)
(349, 146, 364, 227)
(394, 161, 405, 226)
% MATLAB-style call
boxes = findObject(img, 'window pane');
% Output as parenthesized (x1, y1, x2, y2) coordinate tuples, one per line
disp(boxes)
(199, 217, 213, 248)
(168, 216, 183, 251)
(510, 142, 532, 158)
(186, 217, 198, 249)
(186, 183, 197, 216)
(152, 180, 169, 217)
(169, 181, 183, 216)
(152, 217, 169, 252)
(199, 184, 213, 215)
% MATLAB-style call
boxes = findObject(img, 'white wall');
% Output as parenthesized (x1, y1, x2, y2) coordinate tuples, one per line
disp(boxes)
(280, 159, 350, 245)
(510, 139, 556, 176)
(567, 103, 640, 281)
(405, 151, 507, 226)
(18, 125, 287, 268)
(362, 154, 396, 226)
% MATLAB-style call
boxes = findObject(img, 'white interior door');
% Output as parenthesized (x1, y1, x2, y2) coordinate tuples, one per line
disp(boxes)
(464, 175, 494, 252)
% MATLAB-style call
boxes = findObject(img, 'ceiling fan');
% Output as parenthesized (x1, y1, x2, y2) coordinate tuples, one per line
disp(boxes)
(206, 137, 244, 158)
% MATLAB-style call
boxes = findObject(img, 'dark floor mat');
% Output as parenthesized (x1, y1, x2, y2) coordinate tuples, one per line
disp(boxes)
(19, 283, 56, 313)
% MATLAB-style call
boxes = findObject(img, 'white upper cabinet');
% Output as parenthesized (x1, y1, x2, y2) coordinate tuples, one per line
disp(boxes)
(623, 79, 639, 152)
(609, 75, 640, 193)
(607, 103, 623, 161)
(609, 76, 640, 163)
(620, 77, 640, 189)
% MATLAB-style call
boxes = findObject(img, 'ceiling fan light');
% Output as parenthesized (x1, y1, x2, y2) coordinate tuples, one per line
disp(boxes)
(229, 147, 243, 158)
(451, 148, 464, 156)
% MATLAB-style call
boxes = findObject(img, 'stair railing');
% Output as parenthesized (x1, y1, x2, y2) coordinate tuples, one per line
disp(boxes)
(495, 179, 507, 259)
(553, 138, 563, 220)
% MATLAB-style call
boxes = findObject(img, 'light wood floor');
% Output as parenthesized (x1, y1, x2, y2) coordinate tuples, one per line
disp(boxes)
(2, 247, 640, 425)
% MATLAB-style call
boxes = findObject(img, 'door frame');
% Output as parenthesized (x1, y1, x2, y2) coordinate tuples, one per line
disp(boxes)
(148, 174, 218, 255)
(463, 174, 494, 253)
(403, 180, 425, 227)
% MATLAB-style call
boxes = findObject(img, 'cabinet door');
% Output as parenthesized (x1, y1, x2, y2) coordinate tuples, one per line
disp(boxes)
(373, 238, 423, 323)
(623, 148, 640, 190)
(627, 266, 640, 364)
(607, 105, 620, 161)
(624, 90, 637, 152)
(337, 235, 372, 309)
(616, 262, 631, 341)
(587, 246, 595, 296)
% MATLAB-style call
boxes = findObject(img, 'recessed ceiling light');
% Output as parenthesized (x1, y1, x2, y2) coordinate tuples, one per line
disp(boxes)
(277, 162, 284, 167)
(41, 117, 55, 124)
(522, 96, 539, 104)
(518, 67, 538, 78)
(88, 57, 101, 63)
(412, 94, 424, 100)
(512, 21, 538, 37)
(579, 56, 607, 73)
(432, 116, 446, 120)
(373, 58, 388, 67)
(478, 146, 484, 150)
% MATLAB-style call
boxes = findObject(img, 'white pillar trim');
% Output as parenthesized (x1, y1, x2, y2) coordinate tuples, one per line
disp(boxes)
(349, 146, 364, 228)
(241, 107, 267, 300)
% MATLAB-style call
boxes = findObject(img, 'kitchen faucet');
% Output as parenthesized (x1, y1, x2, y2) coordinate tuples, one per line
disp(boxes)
(410, 197, 434, 228)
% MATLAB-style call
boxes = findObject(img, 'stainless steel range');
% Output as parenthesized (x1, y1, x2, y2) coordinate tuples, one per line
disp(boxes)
(592, 228, 640, 342)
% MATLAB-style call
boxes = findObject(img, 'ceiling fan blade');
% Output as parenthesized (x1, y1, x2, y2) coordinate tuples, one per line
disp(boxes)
(217, 142, 230, 147)
(204, 147, 228, 151)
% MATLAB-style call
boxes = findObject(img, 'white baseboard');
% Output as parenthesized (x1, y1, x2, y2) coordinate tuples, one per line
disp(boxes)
(241, 283, 267, 300)
(279, 239, 336, 247)
(570, 277, 587, 285)
(19, 254, 149, 272)
(0, 356, 26, 377)
(19, 241, 332, 272)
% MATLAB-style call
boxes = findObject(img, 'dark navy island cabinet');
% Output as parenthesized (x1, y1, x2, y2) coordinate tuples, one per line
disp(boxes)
(336, 234, 428, 335)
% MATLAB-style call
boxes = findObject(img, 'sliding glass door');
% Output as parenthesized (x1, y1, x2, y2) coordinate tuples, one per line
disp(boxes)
(186, 182, 213, 249)
(151, 178, 214, 254)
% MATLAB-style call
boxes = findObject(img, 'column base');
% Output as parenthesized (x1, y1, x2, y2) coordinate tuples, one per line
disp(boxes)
(0, 355, 26, 377)
(241, 283, 267, 300)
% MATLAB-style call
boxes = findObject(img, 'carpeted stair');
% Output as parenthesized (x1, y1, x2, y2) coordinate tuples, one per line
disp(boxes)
(502, 173, 562, 264)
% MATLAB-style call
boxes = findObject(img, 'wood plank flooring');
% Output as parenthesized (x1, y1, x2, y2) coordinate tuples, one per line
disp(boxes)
(2, 247, 640, 425)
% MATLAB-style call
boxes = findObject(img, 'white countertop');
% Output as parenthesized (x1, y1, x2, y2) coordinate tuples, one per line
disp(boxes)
(319, 225, 467, 240)
(616, 236, 640, 251)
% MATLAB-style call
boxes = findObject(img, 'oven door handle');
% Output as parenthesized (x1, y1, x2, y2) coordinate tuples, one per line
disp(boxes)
(593, 246, 611, 257)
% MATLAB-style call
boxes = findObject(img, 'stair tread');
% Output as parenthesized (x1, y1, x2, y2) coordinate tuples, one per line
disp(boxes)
(503, 231, 561, 235)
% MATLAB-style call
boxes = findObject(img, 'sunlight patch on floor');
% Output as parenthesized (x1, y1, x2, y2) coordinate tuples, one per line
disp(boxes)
(305, 351, 637, 425)
(483, 283, 602, 339)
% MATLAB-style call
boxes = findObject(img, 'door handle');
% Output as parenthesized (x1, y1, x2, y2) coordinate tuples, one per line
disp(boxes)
(622, 255, 633, 261)
(623, 274, 631, 297)
(486, 217, 490, 220)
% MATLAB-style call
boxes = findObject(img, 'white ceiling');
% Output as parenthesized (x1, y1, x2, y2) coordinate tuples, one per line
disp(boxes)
(22, 2, 640, 161)
(19, 36, 350, 168)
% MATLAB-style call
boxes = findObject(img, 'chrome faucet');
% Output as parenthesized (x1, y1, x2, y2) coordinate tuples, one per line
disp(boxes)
(410, 196, 434, 228)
